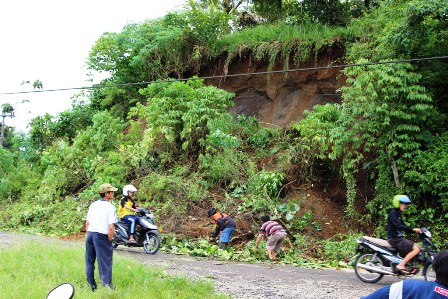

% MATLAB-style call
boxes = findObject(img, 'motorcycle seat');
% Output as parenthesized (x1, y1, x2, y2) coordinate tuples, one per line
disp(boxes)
(117, 221, 131, 230)
(362, 236, 394, 249)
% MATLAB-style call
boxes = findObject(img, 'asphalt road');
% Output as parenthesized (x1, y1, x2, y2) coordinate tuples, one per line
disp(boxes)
(115, 246, 403, 299)
(0, 232, 406, 298)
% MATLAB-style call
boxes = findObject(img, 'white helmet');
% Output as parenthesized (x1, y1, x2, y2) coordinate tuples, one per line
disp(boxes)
(122, 184, 137, 196)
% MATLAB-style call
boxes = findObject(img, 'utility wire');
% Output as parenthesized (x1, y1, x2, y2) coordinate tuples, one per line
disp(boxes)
(1, 55, 447, 96)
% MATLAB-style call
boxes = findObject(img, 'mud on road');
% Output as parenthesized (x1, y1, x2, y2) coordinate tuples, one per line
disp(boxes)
(1, 232, 402, 298)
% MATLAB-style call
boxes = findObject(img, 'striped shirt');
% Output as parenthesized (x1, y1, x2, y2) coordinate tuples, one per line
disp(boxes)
(259, 220, 285, 237)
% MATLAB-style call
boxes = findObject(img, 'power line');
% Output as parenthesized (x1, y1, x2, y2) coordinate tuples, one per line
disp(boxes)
(1, 55, 447, 96)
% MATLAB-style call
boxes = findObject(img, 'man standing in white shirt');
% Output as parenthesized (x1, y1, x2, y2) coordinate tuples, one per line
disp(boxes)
(85, 183, 118, 291)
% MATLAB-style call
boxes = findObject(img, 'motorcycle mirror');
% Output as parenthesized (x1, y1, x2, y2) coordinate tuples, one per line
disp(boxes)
(46, 283, 74, 299)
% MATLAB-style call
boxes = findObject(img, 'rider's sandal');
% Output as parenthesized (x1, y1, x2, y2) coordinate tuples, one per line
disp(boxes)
(396, 267, 411, 275)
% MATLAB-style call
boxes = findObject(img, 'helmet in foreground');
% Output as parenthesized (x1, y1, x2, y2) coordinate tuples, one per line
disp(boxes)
(123, 184, 137, 196)
(392, 195, 411, 208)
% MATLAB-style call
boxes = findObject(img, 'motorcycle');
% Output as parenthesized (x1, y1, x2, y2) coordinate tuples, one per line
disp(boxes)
(113, 208, 161, 254)
(353, 227, 439, 283)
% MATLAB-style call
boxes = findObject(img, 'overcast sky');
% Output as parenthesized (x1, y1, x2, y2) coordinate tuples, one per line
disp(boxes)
(0, 0, 186, 132)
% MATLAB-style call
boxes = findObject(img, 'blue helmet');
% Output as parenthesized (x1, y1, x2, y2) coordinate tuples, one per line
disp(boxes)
(392, 195, 411, 208)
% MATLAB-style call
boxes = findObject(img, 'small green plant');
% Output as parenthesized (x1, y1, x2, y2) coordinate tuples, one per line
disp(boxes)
(295, 210, 321, 232)
(208, 129, 240, 148)
(322, 233, 362, 267)
(277, 202, 300, 221)
(250, 170, 284, 199)
(198, 148, 248, 186)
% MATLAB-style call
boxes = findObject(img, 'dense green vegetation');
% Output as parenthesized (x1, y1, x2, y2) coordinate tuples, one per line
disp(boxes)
(0, 240, 225, 298)
(1, 0, 447, 263)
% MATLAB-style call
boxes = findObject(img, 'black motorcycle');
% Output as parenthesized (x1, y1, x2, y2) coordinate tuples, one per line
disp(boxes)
(353, 227, 438, 283)
(113, 208, 161, 254)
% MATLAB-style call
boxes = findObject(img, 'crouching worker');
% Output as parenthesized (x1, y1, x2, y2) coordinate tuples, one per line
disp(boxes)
(207, 208, 236, 250)
(255, 215, 287, 261)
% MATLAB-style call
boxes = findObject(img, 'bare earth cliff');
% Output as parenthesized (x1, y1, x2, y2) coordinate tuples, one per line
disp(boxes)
(203, 43, 346, 127)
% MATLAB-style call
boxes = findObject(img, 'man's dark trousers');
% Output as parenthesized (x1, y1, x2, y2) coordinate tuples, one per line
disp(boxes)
(86, 231, 113, 288)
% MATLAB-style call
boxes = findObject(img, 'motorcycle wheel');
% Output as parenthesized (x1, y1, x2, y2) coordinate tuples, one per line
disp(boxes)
(354, 253, 384, 283)
(423, 261, 436, 281)
(143, 232, 160, 254)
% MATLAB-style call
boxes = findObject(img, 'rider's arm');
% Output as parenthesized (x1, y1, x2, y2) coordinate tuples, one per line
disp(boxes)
(124, 205, 139, 212)
(121, 198, 139, 212)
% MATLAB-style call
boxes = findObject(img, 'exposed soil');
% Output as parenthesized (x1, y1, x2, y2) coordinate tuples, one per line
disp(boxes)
(203, 43, 346, 127)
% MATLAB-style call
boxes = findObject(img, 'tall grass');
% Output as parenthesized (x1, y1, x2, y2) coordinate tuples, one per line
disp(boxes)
(212, 23, 353, 60)
(0, 240, 227, 299)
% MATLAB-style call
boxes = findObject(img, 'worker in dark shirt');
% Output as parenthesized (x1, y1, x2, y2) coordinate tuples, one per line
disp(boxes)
(207, 208, 236, 250)
(387, 195, 421, 275)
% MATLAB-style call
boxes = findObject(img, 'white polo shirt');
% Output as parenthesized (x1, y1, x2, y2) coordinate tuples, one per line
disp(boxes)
(86, 199, 117, 235)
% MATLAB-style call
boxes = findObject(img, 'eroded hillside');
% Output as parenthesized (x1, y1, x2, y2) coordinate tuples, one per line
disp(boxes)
(203, 43, 345, 127)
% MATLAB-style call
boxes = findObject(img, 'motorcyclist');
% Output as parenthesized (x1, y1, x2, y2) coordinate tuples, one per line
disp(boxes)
(387, 195, 421, 275)
(117, 184, 140, 243)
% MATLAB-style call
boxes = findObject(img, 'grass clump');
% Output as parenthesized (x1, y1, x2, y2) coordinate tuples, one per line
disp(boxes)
(0, 240, 227, 299)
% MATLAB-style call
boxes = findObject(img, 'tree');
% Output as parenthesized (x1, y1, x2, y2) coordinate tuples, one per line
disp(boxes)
(330, 60, 436, 215)
(378, 0, 448, 115)
(28, 114, 56, 153)
(1, 103, 15, 147)
(133, 78, 235, 161)
(33, 80, 43, 90)
(1, 103, 14, 114)
(197, 0, 245, 13)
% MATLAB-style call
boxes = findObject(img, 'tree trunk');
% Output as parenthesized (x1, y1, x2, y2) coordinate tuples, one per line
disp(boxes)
(391, 159, 400, 188)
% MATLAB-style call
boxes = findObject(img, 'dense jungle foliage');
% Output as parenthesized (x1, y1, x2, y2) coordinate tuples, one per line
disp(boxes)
(1, 0, 448, 261)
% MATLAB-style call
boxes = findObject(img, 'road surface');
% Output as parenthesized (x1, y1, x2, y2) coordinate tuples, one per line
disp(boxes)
(0, 232, 408, 298)
(115, 246, 402, 298)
